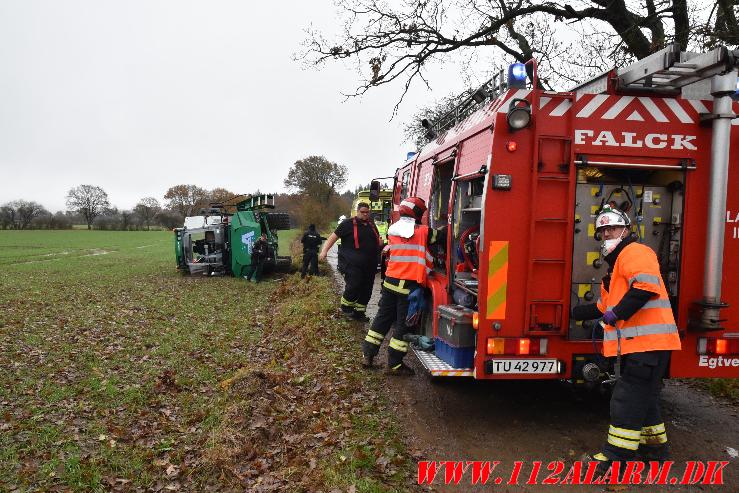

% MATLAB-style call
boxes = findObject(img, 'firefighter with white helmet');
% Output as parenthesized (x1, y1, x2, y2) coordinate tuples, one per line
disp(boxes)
(594, 206, 630, 256)
(362, 197, 442, 375)
(572, 204, 681, 474)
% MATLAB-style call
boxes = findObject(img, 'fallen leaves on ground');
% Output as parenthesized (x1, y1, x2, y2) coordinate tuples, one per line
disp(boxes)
(0, 233, 414, 492)
(200, 275, 414, 491)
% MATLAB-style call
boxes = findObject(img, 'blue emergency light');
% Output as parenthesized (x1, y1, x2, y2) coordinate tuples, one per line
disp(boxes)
(508, 63, 527, 89)
(734, 78, 739, 101)
(407, 151, 417, 161)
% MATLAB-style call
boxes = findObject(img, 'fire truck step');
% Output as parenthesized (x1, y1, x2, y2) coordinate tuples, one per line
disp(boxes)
(412, 347, 474, 377)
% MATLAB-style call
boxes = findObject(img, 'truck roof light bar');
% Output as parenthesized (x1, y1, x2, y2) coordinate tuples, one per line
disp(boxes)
(507, 62, 527, 89)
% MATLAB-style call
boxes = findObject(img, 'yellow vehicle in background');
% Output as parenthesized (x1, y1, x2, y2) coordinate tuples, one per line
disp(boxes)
(351, 189, 393, 243)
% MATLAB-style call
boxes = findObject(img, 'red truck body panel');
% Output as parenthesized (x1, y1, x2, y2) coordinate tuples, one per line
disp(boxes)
(392, 83, 739, 380)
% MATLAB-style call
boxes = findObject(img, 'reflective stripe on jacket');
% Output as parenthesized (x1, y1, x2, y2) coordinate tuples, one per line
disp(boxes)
(384, 225, 432, 285)
(598, 242, 680, 357)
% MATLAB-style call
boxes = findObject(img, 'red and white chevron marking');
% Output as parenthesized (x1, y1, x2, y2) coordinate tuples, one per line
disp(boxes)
(537, 93, 739, 126)
(423, 91, 738, 154)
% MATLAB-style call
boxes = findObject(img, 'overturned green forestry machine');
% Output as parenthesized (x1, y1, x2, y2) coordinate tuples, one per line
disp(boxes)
(174, 194, 292, 277)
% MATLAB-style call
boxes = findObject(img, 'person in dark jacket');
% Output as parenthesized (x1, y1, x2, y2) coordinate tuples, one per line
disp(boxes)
(246, 233, 269, 283)
(301, 224, 326, 278)
(319, 202, 382, 321)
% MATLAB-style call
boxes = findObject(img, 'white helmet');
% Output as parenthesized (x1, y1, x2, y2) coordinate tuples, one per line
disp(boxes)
(594, 205, 630, 230)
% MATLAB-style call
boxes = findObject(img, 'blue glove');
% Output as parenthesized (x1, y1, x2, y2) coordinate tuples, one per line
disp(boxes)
(603, 310, 619, 326)
(406, 288, 426, 326)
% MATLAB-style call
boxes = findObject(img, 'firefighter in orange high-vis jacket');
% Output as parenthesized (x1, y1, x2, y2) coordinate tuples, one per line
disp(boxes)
(361, 197, 439, 375)
(571, 204, 681, 474)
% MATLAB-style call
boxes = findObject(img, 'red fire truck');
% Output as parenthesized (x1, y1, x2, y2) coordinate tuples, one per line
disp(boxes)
(370, 44, 739, 386)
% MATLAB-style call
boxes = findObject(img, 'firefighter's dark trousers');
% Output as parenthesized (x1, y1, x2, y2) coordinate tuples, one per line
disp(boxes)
(301, 250, 319, 277)
(245, 260, 264, 282)
(362, 286, 411, 367)
(602, 350, 671, 461)
(340, 260, 375, 315)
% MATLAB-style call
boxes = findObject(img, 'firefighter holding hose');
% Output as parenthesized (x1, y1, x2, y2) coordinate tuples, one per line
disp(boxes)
(571, 204, 681, 473)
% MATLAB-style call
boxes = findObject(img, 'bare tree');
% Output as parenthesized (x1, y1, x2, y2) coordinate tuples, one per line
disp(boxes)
(49, 211, 72, 230)
(14, 200, 48, 229)
(66, 185, 110, 230)
(0, 204, 17, 229)
(698, 0, 739, 48)
(155, 210, 183, 230)
(163, 185, 209, 217)
(30, 210, 53, 229)
(284, 156, 348, 204)
(208, 187, 237, 205)
(1, 200, 48, 229)
(302, 0, 736, 108)
(134, 197, 161, 230)
(404, 89, 474, 149)
(120, 210, 135, 231)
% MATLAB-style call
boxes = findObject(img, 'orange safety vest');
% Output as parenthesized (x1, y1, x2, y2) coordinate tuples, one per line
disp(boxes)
(597, 242, 681, 357)
(384, 225, 432, 285)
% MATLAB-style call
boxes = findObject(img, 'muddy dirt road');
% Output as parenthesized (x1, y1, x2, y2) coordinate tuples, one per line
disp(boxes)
(324, 246, 738, 491)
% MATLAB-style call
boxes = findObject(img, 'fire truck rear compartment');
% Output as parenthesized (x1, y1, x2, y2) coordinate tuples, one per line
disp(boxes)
(450, 177, 484, 305)
(418, 176, 484, 373)
(568, 166, 685, 342)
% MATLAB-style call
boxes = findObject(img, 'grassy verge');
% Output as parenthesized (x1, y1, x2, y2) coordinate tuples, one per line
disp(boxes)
(277, 228, 300, 257)
(698, 379, 739, 402)
(0, 230, 414, 491)
(204, 275, 414, 491)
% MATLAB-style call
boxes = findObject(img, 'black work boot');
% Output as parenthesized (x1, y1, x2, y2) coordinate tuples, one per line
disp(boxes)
(583, 452, 612, 479)
(362, 354, 375, 368)
(386, 362, 414, 376)
(351, 310, 370, 322)
(636, 444, 670, 462)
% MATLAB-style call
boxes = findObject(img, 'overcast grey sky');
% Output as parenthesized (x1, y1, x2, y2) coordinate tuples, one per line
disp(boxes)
(0, 1, 466, 212)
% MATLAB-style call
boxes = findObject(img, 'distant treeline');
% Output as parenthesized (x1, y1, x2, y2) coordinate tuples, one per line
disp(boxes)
(1, 191, 354, 231)
(4, 156, 371, 231)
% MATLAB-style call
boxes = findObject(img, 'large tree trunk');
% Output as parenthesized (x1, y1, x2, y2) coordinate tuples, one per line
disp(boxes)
(715, 0, 739, 46)
(672, 0, 690, 50)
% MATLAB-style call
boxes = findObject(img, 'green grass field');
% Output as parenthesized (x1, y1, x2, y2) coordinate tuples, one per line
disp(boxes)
(276, 228, 300, 256)
(0, 230, 412, 492)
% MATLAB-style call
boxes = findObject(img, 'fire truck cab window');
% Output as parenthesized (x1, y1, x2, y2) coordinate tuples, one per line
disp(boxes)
(430, 162, 454, 229)
(447, 176, 483, 309)
(400, 170, 411, 200)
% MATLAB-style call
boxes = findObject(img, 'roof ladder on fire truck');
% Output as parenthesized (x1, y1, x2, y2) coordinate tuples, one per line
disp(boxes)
(429, 68, 507, 135)
(572, 44, 739, 96)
